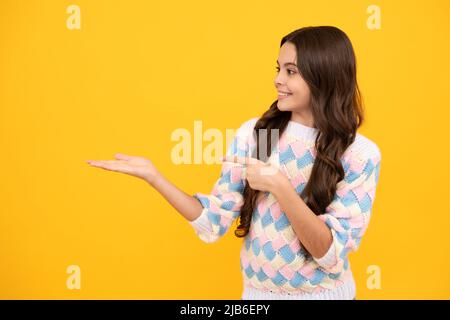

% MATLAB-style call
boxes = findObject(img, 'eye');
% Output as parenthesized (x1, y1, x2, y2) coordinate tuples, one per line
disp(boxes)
(275, 66, 296, 75)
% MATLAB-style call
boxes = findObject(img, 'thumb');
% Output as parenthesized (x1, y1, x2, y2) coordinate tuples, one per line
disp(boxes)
(114, 153, 132, 160)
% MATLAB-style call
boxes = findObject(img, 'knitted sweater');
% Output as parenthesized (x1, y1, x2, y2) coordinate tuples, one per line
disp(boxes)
(189, 117, 381, 299)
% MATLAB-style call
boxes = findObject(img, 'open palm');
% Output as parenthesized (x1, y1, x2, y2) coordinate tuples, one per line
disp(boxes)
(86, 153, 159, 183)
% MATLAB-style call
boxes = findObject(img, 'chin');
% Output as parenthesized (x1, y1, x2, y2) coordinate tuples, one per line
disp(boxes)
(276, 101, 294, 111)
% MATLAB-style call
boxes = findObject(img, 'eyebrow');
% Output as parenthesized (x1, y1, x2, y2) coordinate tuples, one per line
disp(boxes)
(276, 60, 297, 67)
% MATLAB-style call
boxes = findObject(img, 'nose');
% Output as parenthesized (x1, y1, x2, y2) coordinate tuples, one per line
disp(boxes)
(274, 72, 285, 89)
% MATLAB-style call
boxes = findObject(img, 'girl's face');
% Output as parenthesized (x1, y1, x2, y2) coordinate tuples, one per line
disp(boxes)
(274, 42, 311, 113)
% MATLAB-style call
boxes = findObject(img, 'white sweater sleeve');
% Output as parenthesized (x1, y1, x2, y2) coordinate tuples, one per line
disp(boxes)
(189, 118, 258, 243)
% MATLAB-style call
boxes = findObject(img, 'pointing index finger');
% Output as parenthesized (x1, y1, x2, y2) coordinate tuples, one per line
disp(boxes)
(222, 156, 259, 165)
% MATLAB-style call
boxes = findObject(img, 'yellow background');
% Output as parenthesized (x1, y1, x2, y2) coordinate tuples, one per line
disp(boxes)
(1, 0, 449, 299)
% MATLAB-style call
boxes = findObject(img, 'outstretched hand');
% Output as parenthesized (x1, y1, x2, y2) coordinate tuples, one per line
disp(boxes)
(86, 153, 160, 184)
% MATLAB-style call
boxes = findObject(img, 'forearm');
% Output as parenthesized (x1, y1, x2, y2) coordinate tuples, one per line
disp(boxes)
(272, 177, 333, 259)
(146, 172, 204, 222)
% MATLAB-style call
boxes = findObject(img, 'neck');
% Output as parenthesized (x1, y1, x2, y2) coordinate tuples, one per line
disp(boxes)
(290, 110, 315, 128)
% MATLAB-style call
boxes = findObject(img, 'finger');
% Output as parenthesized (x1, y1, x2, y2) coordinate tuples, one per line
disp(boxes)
(222, 155, 246, 165)
(86, 160, 109, 168)
(87, 160, 127, 169)
(222, 155, 259, 165)
(114, 153, 132, 160)
(87, 160, 119, 165)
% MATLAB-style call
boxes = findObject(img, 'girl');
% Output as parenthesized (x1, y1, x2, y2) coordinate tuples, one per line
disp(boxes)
(86, 26, 381, 300)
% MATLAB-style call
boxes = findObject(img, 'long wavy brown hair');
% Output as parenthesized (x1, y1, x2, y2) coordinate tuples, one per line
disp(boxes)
(234, 26, 364, 238)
